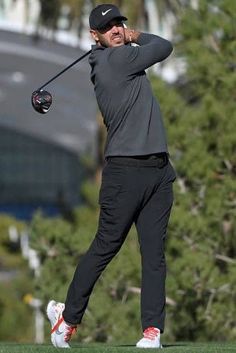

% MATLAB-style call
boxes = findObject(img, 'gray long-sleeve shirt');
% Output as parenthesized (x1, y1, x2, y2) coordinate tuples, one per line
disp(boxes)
(89, 32, 173, 158)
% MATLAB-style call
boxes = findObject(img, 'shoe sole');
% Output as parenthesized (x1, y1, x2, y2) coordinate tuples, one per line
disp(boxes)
(46, 300, 57, 347)
(136, 345, 162, 349)
(46, 300, 57, 323)
(136, 344, 162, 349)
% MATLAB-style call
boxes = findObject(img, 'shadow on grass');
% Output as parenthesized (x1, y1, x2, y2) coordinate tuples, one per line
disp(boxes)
(111, 343, 189, 348)
(163, 343, 189, 347)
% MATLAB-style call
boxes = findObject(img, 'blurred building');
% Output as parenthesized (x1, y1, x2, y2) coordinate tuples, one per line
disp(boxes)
(0, 125, 86, 220)
(0, 27, 97, 220)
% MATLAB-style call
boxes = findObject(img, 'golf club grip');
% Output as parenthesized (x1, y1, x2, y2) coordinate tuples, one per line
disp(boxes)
(38, 50, 92, 91)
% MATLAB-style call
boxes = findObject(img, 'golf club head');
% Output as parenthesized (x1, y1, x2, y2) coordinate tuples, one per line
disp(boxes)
(31, 89, 52, 114)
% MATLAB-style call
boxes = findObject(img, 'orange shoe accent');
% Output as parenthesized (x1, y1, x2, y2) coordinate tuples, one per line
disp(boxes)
(51, 315, 77, 342)
(51, 316, 64, 334)
(143, 327, 160, 340)
(64, 325, 77, 342)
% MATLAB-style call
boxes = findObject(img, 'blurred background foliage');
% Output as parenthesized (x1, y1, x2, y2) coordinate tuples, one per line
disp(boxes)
(0, 0, 236, 345)
(0, 216, 34, 342)
(36, 0, 184, 32)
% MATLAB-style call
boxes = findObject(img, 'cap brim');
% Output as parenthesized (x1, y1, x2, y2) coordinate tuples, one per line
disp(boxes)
(96, 16, 128, 30)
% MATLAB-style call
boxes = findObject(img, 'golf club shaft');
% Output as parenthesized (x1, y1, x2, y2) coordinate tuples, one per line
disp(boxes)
(37, 50, 92, 91)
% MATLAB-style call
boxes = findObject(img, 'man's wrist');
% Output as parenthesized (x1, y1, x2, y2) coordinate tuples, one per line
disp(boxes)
(129, 30, 141, 43)
(124, 28, 141, 44)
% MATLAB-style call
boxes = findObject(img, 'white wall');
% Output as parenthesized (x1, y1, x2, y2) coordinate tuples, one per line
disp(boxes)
(0, 0, 40, 32)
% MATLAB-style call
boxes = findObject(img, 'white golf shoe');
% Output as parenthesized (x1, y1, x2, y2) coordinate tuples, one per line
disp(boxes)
(136, 327, 162, 349)
(46, 300, 77, 348)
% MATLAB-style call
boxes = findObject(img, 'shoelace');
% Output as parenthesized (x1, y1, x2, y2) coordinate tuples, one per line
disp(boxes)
(64, 324, 77, 342)
(55, 303, 65, 314)
(143, 327, 160, 340)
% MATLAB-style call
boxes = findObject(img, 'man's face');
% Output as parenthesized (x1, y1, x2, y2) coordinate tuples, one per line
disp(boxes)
(90, 19, 125, 47)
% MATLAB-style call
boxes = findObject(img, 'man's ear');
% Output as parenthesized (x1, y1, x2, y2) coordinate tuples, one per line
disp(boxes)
(90, 29, 99, 42)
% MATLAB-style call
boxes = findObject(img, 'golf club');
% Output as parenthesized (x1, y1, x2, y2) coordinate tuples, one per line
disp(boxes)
(31, 49, 92, 114)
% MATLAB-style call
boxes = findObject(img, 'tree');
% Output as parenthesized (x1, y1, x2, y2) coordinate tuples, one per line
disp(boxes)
(38, 0, 61, 30)
(0, 215, 34, 342)
(151, 0, 236, 341)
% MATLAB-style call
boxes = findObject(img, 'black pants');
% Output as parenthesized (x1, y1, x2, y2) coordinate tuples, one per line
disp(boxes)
(63, 154, 176, 333)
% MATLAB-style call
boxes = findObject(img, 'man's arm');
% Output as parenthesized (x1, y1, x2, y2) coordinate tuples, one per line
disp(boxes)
(112, 29, 173, 75)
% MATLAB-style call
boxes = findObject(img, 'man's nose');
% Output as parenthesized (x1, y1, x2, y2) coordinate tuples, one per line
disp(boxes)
(111, 24, 120, 32)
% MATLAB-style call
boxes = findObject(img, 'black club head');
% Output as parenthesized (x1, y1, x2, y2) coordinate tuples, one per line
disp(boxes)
(31, 90, 52, 114)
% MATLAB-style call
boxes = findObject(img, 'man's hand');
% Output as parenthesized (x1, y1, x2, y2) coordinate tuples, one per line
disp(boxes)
(124, 28, 141, 44)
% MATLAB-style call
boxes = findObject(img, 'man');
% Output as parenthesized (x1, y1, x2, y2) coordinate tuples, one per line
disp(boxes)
(47, 3, 176, 349)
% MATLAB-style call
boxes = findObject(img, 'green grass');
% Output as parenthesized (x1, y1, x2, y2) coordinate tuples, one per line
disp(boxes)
(0, 343, 236, 353)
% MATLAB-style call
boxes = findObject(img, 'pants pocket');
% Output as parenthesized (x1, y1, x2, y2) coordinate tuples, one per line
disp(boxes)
(99, 163, 125, 206)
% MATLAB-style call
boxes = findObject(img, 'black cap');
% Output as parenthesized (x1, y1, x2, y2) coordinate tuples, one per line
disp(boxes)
(89, 4, 127, 30)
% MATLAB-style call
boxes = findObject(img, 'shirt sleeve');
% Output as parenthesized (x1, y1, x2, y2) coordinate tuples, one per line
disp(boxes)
(108, 32, 173, 75)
